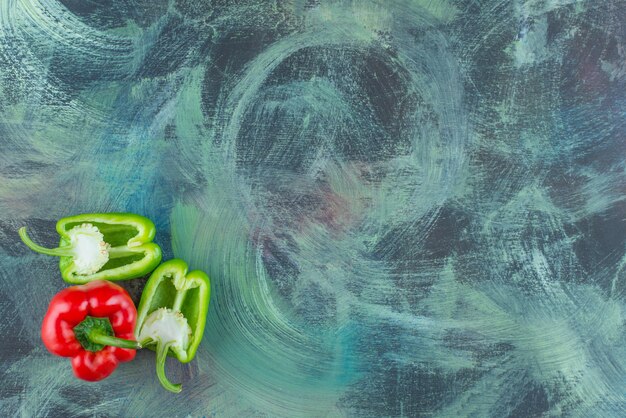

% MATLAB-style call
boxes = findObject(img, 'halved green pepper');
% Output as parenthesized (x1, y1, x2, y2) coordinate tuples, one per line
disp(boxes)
(19, 213, 162, 284)
(135, 259, 211, 393)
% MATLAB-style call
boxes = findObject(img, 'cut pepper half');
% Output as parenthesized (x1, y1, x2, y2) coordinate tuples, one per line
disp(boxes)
(20, 213, 162, 284)
(135, 259, 211, 393)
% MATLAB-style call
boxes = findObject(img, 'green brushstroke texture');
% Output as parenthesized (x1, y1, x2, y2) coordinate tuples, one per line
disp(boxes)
(1, 0, 625, 417)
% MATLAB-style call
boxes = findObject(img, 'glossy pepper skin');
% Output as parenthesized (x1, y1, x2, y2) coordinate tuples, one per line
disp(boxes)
(19, 213, 162, 284)
(42, 280, 141, 381)
(135, 259, 211, 393)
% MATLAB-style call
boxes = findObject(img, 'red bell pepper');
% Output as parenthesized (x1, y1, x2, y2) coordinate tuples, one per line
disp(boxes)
(41, 280, 141, 381)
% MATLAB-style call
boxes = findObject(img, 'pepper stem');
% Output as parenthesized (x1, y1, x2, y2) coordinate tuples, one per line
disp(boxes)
(19, 227, 74, 257)
(156, 341, 182, 393)
(74, 316, 140, 352)
(89, 332, 142, 350)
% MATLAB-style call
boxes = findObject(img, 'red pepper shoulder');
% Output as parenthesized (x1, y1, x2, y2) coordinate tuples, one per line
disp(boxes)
(41, 286, 89, 357)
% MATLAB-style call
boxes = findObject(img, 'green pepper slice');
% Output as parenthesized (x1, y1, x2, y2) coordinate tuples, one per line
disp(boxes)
(19, 213, 162, 284)
(135, 259, 211, 393)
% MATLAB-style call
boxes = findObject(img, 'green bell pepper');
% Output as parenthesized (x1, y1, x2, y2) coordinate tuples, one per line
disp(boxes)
(19, 213, 162, 284)
(135, 259, 211, 393)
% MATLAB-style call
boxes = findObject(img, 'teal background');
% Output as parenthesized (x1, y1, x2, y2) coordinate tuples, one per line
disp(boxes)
(1, 0, 625, 416)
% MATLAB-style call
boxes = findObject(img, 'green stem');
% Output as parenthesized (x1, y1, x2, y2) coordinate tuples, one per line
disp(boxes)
(156, 341, 182, 393)
(89, 332, 141, 350)
(19, 227, 75, 257)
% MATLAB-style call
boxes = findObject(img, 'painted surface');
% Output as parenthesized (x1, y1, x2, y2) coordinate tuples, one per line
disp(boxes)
(1, 0, 625, 416)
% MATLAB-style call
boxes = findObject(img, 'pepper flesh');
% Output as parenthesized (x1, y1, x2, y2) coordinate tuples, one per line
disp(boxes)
(20, 213, 162, 284)
(41, 280, 141, 381)
(135, 259, 211, 393)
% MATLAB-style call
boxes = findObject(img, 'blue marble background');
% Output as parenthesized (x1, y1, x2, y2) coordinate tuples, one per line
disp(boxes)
(1, 0, 625, 416)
